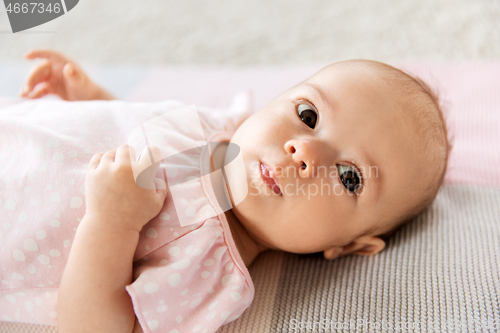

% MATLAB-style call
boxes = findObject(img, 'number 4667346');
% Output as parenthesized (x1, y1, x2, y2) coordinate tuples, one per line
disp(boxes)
(6, 2, 61, 14)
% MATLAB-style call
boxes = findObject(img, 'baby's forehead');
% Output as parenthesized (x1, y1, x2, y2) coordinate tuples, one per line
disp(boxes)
(307, 61, 435, 123)
(304, 64, 409, 119)
(308, 61, 406, 92)
(307, 61, 439, 169)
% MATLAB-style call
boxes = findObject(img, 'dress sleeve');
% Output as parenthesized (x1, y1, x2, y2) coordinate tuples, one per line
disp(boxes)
(126, 220, 254, 333)
(196, 90, 254, 138)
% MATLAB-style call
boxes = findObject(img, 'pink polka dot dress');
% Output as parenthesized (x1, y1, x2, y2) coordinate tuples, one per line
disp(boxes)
(0, 94, 255, 333)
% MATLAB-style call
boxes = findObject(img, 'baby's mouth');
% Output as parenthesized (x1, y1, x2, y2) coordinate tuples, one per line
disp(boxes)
(260, 163, 282, 196)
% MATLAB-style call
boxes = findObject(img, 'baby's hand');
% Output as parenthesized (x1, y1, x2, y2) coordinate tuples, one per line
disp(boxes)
(84, 145, 168, 233)
(20, 49, 111, 101)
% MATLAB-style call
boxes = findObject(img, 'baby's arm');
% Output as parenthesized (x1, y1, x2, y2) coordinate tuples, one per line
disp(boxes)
(58, 145, 167, 333)
(21, 49, 115, 101)
(57, 213, 139, 333)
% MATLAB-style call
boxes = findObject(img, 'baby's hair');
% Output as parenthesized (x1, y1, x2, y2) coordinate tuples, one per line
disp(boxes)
(353, 60, 452, 241)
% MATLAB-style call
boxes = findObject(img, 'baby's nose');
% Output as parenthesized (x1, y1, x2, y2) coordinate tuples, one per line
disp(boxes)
(283, 139, 320, 178)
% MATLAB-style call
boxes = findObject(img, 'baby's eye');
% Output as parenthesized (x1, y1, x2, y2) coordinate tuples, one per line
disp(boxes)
(337, 165, 363, 194)
(297, 103, 318, 129)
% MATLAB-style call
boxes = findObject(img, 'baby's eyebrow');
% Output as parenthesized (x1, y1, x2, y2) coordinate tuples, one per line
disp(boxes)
(303, 82, 341, 117)
(303, 82, 329, 104)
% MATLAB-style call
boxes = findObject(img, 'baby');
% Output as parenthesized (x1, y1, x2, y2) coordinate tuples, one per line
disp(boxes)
(2, 50, 449, 333)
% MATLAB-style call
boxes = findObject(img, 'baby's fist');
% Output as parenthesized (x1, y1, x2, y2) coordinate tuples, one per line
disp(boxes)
(84, 145, 168, 233)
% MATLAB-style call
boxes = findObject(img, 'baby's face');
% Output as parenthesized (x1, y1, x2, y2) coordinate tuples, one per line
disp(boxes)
(228, 62, 425, 254)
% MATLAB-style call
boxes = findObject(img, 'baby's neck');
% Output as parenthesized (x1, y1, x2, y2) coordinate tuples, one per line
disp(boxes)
(210, 142, 265, 267)
(224, 209, 264, 267)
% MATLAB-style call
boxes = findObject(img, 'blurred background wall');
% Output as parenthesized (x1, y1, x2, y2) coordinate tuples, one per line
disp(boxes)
(1, 0, 499, 103)
(1, 0, 499, 66)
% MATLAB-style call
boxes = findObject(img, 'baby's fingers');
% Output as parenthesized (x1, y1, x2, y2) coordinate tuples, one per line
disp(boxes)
(21, 59, 52, 97)
(136, 145, 162, 173)
(62, 63, 84, 85)
(115, 144, 132, 161)
(24, 49, 69, 63)
(135, 146, 163, 190)
(26, 82, 52, 99)
(88, 152, 105, 170)
(138, 146, 162, 165)
(101, 150, 117, 164)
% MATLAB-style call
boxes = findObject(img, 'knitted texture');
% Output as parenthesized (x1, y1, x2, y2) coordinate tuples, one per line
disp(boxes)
(217, 184, 500, 332)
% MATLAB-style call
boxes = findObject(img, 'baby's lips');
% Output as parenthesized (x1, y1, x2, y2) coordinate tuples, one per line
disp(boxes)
(268, 171, 282, 194)
(271, 183, 282, 196)
(267, 166, 282, 186)
(261, 163, 283, 195)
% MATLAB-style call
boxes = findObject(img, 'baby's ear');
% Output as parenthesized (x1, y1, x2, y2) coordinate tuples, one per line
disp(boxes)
(344, 235, 386, 256)
(323, 236, 385, 260)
